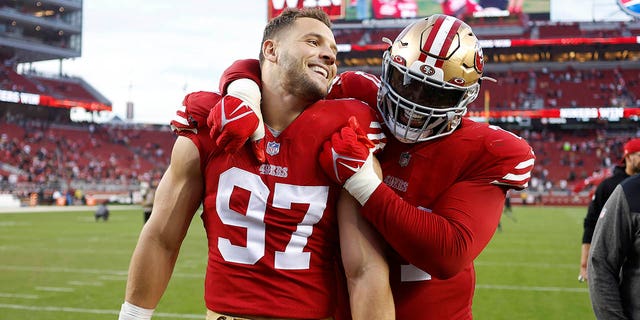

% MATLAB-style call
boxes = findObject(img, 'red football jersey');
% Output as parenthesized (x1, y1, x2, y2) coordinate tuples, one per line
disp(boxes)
(176, 92, 383, 319)
(218, 64, 536, 319)
(329, 71, 535, 319)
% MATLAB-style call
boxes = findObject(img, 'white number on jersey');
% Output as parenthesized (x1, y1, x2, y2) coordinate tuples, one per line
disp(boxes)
(216, 168, 329, 270)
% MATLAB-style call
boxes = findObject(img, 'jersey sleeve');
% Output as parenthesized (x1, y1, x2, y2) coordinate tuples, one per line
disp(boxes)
(170, 91, 221, 171)
(219, 59, 262, 94)
(338, 98, 386, 154)
(360, 179, 505, 279)
(328, 71, 380, 110)
(483, 126, 536, 190)
(170, 90, 221, 135)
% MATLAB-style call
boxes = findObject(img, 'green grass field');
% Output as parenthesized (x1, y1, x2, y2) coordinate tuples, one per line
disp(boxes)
(0, 205, 593, 319)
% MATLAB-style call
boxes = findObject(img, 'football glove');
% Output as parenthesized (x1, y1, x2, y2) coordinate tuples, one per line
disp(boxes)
(320, 116, 381, 205)
(207, 79, 265, 162)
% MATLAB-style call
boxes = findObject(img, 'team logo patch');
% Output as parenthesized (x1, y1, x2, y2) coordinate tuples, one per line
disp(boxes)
(475, 44, 485, 73)
(420, 64, 436, 76)
(618, 0, 640, 18)
(266, 141, 280, 156)
(399, 152, 411, 167)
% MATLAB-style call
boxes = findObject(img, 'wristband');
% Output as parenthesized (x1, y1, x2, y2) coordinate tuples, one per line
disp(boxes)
(344, 153, 381, 205)
(118, 301, 155, 320)
(227, 79, 264, 141)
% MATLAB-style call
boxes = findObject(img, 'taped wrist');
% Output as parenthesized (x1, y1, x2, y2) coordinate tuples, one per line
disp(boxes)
(227, 79, 264, 141)
(118, 301, 155, 320)
(344, 153, 381, 206)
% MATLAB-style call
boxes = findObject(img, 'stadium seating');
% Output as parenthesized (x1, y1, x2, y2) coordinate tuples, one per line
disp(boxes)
(0, 118, 174, 204)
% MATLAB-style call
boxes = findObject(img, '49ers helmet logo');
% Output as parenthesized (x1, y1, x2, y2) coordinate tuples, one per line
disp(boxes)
(420, 64, 435, 76)
(474, 44, 484, 73)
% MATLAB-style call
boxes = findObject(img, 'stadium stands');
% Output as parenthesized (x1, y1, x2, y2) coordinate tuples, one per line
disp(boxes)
(2, 10, 639, 207)
(0, 114, 174, 206)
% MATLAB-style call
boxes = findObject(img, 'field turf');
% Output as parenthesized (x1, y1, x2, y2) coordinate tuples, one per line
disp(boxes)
(0, 205, 594, 319)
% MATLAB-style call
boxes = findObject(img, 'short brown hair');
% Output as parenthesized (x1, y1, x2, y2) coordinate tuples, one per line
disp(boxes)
(258, 8, 332, 63)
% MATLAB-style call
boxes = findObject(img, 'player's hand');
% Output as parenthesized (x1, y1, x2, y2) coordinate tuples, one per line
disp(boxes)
(206, 79, 265, 162)
(320, 117, 381, 205)
(578, 267, 588, 283)
(320, 116, 374, 184)
(207, 94, 259, 153)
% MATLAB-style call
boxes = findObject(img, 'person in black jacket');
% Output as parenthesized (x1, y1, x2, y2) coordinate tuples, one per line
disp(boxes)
(579, 138, 640, 282)
(588, 173, 640, 319)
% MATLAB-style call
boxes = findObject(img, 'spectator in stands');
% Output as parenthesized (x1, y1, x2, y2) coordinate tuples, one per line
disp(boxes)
(579, 138, 640, 282)
(94, 202, 109, 222)
(588, 173, 640, 319)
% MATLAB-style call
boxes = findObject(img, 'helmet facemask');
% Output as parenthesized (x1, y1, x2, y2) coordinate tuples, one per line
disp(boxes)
(377, 14, 484, 144)
(379, 50, 479, 143)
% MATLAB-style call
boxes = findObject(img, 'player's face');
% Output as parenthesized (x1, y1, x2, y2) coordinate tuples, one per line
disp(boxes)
(279, 17, 337, 101)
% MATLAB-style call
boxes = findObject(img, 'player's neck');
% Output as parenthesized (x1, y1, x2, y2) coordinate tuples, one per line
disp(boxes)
(261, 84, 310, 132)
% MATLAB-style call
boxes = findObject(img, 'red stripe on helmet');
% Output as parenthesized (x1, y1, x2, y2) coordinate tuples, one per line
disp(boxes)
(419, 15, 445, 62)
(434, 17, 462, 68)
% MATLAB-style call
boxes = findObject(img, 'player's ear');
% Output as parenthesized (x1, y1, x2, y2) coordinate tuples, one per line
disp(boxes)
(262, 39, 277, 63)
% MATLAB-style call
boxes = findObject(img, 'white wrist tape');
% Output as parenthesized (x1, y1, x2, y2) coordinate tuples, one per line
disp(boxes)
(118, 301, 155, 320)
(344, 153, 381, 206)
(227, 78, 264, 141)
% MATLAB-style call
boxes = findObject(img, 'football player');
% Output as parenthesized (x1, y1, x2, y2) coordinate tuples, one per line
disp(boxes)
(212, 14, 535, 319)
(118, 8, 393, 320)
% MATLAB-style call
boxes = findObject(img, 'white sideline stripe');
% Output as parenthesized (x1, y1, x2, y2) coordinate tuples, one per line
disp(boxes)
(0, 265, 203, 278)
(68, 281, 103, 286)
(98, 275, 128, 281)
(0, 293, 38, 299)
(0, 303, 202, 318)
(475, 261, 575, 269)
(476, 284, 588, 293)
(0, 245, 133, 255)
(35, 287, 74, 292)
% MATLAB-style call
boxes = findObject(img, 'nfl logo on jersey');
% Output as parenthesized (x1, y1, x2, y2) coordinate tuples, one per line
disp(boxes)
(266, 141, 281, 156)
(399, 152, 411, 167)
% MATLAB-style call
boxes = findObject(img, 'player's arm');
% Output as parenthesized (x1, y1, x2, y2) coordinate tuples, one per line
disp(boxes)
(327, 71, 380, 109)
(324, 128, 534, 278)
(119, 136, 203, 319)
(338, 187, 394, 320)
(588, 185, 628, 318)
(361, 180, 506, 279)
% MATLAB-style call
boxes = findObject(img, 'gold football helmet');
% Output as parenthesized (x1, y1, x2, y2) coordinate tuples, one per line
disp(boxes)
(378, 14, 485, 143)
